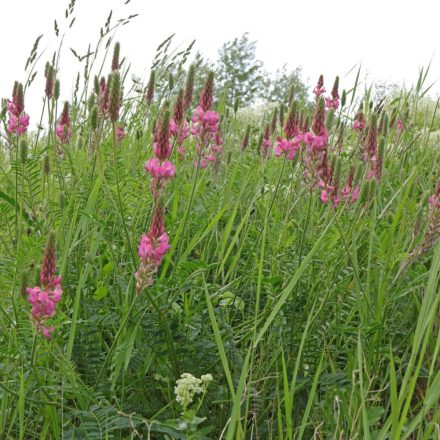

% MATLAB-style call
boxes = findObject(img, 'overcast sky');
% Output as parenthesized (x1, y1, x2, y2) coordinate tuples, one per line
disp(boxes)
(1, 0, 439, 126)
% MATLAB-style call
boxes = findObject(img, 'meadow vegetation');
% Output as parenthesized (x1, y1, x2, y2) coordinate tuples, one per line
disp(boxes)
(0, 2, 440, 439)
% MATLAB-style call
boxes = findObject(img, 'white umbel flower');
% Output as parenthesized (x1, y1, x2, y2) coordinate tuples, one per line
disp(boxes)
(174, 373, 213, 411)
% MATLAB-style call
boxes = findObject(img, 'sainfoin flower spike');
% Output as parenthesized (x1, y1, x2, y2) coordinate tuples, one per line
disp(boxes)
(44, 62, 55, 99)
(410, 178, 440, 259)
(353, 108, 365, 131)
(273, 100, 303, 161)
(55, 101, 72, 144)
(199, 71, 214, 112)
(111, 41, 120, 71)
(423, 179, 440, 249)
(26, 233, 62, 338)
(170, 89, 189, 147)
(146, 107, 176, 197)
(313, 74, 325, 98)
(183, 64, 195, 111)
(108, 71, 122, 123)
(241, 125, 250, 151)
(135, 207, 171, 293)
(116, 126, 125, 142)
(190, 72, 223, 167)
(7, 82, 30, 136)
(325, 76, 340, 109)
(303, 96, 328, 151)
(261, 124, 271, 158)
(136, 104, 176, 293)
(145, 70, 155, 105)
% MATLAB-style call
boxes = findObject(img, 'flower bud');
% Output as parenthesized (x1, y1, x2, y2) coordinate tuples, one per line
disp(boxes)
(44, 62, 55, 99)
(146, 70, 155, 105)
(111, 42, 120, 71)
(90, 105, 98, 130)
(94, 75, 100, 95)
(109, 71, 121, 123)
(20, 140, 28, 164)
(40, 232, 57, 288)
(54, 79, 60, 101)
(173, 88, 185, 124)
(168, 72, 174, 91)
(43, 155, 50, 175)
(279, 104, 285, 128)
(183, 64, 195, 111)
(341, 89, 346, 108)
(325, 108, 335, 130)
(19, 271, 29, 298)
(241, 125, 250, 151)
(199, 71, 214, 112)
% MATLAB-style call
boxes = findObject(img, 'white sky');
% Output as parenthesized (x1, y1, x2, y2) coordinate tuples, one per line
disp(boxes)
(1, 0, 440, 126)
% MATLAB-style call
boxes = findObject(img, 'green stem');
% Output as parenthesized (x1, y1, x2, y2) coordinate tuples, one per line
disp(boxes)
(289, 189, 313, 355)
(112, 123, 136, 268)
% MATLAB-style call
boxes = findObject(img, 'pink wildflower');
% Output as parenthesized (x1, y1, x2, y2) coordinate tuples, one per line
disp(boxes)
(170, 118, 189, 145)
(99, 76, 108, 114)
(145, 158, 176, 179)
(137, 232, 170, 267)
(273, 136, 300, 160)
(116, 126, 125, 142)
(177, 146, 186, 157)
(353, 110, 365, 131)
(45, 63, 55, 99)
(325, 97, 339, 110)
(190, 105, 222, 168)
(313, 74, 326, 98)
(199, 71, 214, 112)
(303, 97, 328, 152)
(325, 76, 340, 110)
(261, 124, 271, 158)
(7, 82, 29, 136)
(135, 206, 171, 293)
(340, 166, 360, 205)
(7, 114, 30, 135)
(26, 234, 62, 339)
(136, 105, 176, 293)
(56, 102, 71, 145)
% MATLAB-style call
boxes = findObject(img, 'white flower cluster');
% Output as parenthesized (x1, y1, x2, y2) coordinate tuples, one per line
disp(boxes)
(174, 373, 213, 410)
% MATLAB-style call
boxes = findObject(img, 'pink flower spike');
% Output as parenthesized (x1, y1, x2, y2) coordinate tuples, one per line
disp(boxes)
(7, 113, 30, 136)
(144, 158, 176, 179)
(333, 196, 341, 208)
(41, 325, 54, 339)
(428, 194, 437, 205)
(116, 126, 125, 142)
(325, 97, 339, 110)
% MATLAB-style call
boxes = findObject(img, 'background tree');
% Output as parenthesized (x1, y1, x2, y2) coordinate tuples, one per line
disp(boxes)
(216, 33, 264, 106)
(260, 65, 308, 106)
